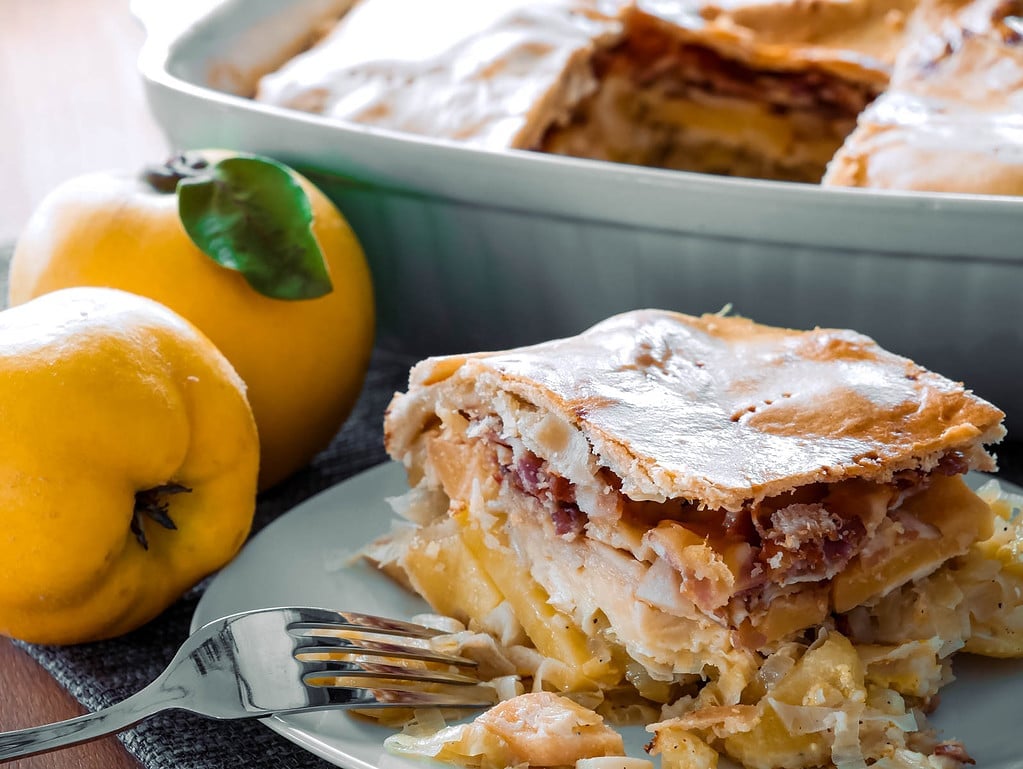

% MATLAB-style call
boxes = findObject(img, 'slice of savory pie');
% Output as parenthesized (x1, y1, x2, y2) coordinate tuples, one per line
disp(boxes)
(379, 309, 1007, 685)
(373, 310, 1015, 767)
(823, 0, 1023, 194)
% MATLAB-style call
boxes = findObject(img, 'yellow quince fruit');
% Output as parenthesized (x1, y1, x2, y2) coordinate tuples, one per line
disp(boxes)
(8, 150, 375, 489)
(0, 287, 259, 645)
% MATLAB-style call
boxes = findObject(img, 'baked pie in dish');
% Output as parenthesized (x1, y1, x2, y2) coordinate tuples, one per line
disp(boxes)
(255, 0, 1023, 192)
(370, 310, 1023, 769)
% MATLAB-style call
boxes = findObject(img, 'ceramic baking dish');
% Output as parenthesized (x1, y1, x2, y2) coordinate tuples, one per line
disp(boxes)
(136, 0, 1023, 425)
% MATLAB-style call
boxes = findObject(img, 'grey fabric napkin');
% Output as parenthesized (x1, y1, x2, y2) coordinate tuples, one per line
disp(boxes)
(2, 241, 1022, 769)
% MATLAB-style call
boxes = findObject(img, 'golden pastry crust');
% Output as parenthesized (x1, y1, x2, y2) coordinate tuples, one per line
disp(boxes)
(699, 0, 918, 60)
(627, 0, 897, 82)
(255, 0, 625, 149)
(386, 309, 1004, 512)
(823, 0, 1023, 194)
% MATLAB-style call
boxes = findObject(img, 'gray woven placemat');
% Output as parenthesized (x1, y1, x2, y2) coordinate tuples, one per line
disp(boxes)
(2, 241, 1022, 769)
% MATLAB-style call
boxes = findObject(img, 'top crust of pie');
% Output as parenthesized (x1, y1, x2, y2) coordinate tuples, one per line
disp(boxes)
(627, 0, 903, 80)
(823, 0, 1023, 193)
(386, 310, 1005, 510)
(255, 0, 625, 149)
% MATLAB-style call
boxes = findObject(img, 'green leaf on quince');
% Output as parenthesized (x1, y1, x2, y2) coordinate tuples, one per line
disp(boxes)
(176, 155, 333, 301)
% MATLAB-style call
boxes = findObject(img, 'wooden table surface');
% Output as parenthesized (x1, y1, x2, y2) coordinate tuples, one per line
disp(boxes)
(1, 1, 166, 766)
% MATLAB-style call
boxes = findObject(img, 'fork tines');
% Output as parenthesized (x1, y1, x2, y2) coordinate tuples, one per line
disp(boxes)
(286, 609, 494, 709)
(300, 658, 480, 685)
(305, 681, 498, 709)
(289, 609, 451, 635)
(293, 633, 478, 667)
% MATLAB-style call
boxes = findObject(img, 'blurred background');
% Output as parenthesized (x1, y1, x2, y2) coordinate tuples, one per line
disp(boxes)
(0, 0, 168, 243)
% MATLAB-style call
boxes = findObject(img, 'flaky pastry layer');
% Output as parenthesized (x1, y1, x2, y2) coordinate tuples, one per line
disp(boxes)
(386, 310, 1003, 511)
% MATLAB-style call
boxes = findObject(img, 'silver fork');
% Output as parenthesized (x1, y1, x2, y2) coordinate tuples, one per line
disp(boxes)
(0, 606, 495, 762)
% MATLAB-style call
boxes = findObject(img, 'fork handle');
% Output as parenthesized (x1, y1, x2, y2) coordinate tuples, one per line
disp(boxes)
(0, 682, 180, 762)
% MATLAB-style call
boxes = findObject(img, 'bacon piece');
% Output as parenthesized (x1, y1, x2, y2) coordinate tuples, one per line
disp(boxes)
(935, 450, 969, 476)
(753, 501, 865, 585)
(552, 503, 587, 537)
(506, 449, 588, 537)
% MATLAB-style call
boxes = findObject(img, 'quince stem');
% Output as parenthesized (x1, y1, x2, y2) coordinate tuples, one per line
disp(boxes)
(142, 152, 211, 194)
(131, 482, 192, 550)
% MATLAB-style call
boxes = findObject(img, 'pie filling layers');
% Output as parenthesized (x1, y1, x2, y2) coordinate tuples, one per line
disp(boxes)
(540, 10, 881, 182)
(385, 393, 992, 703)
